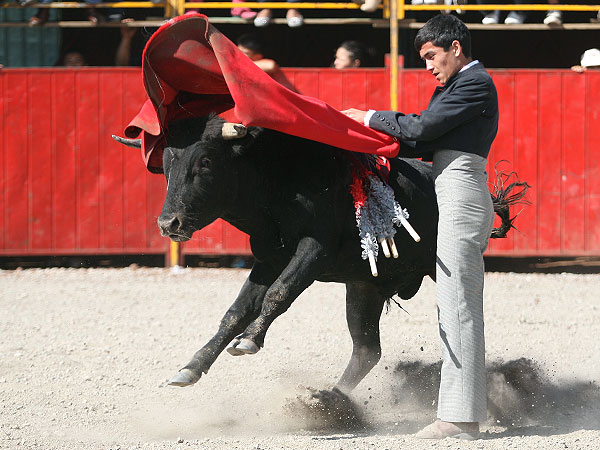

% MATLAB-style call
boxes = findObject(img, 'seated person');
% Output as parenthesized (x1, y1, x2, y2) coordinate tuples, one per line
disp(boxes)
(333, 40, 373, 69)
(359, 0, 382, 13)
(236, 33, 296, 91)
(231, 0, 257, 19)
(477, 0, 527, 24)
(115, 20, 138, 66)
(571, 48, 600, 72)
(24, 0, 103, 26)
(543, 0, 562, 25)
(61, 51, 87, 67)
(253, 1, 303, 28)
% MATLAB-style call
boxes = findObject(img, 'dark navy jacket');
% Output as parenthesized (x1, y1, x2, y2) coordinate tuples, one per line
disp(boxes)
(368, 62, 498, 161)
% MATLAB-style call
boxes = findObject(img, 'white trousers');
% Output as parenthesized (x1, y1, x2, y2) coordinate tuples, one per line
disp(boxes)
(432, 150, 494, 423)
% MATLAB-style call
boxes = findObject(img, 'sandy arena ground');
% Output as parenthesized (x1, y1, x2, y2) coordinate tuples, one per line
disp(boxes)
(1, 267, 599, 449)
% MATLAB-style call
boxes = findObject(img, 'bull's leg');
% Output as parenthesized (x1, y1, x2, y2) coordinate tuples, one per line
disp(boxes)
(335, 282, 385, 394)
(228, 236, 331, 353)
(168, 262, 278, 387)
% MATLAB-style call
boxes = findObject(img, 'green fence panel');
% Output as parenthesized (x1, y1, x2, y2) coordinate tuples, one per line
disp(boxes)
(0, 8, 60, 67)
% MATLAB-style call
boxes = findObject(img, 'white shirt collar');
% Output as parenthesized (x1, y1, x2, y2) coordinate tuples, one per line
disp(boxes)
(459, 59, 479, 73)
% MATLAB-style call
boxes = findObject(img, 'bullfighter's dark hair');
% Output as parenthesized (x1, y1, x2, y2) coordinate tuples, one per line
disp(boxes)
(414, 14, 472, 58)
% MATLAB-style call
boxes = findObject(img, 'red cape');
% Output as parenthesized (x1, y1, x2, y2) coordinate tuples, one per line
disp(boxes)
(124, 12, 399, 173)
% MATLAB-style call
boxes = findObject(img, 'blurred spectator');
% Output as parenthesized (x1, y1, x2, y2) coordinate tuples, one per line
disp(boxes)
(543, 0, 562, 25)
(411, 0, 465, 16)
(236, 33, 296, 90)
(26, 3, 50, 26)
(115, 20, 137, 66)
(113, 18, 155, 66)
(231, 0, 257, 19)
(237, 33, 280, 74)
(443, 0, 466, 15)
(477, 0, 527, 24)
(571, 48, 600, 72)
(22, 0, 51, 26)
(23, 0, 104, 26)
(359, 0, 382, 13)
(504, 9, 527, 24)
(253, 2, 303, 28)
(333, 40, 372, 69)
(62, 51, 87, 67)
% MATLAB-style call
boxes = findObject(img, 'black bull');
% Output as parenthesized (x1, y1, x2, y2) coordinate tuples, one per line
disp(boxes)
(114, 115, 527, 392)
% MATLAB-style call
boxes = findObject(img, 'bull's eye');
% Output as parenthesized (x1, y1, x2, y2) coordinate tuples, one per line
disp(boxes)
(200, 158, 210, 168)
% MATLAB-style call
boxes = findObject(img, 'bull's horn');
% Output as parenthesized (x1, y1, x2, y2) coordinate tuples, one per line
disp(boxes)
(222, 123, 247, 140)
(112, 135, 142, 149)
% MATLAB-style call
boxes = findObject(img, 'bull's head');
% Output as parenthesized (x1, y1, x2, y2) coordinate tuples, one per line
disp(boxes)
(114, 116, 260, 242)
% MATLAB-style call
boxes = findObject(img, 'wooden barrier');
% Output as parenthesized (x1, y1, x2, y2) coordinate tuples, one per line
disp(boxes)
(1, 67, 599, 258)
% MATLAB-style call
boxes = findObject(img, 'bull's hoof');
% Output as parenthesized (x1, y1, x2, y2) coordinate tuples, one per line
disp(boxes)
(226, 337, 260, 356)
(283, 386, 368, 431)
(167, 368, 201, 387)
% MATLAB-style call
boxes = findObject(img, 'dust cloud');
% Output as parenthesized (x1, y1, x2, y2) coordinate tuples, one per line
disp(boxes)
(390, 357, 600, 433)
(130, 358, 600, 440)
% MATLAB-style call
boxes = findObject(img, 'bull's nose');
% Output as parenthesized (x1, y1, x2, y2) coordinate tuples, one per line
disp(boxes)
(157, 214, 184, 236)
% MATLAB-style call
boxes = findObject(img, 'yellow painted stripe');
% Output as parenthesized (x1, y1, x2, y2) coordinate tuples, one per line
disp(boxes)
(2, 2, 598, 11)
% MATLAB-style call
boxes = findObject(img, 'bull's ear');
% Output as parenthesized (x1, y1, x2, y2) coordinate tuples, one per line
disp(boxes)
(231, 126, 263, 156)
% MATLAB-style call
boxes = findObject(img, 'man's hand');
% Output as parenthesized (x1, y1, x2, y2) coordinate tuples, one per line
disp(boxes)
(120, 18, 137, 41)
(341, 108, 368, 124)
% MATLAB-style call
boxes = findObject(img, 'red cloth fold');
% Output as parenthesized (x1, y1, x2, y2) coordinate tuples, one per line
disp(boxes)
(125, 12, 399, 173)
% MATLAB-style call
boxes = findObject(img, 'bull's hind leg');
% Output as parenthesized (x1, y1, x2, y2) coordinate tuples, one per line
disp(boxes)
(335, 283, 385, 394)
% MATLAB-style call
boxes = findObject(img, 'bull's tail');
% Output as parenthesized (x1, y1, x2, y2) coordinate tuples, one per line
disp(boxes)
(490, 164, 531, 239)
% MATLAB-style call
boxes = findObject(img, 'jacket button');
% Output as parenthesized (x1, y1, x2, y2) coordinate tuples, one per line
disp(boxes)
(379, 117, 384, 121)
(391, 126, 395, 130)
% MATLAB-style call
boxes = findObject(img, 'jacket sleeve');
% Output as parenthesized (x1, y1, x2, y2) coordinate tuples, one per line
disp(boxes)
(368, 76, 491, 142)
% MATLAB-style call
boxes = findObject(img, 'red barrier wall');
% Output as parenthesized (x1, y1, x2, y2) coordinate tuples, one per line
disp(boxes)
(1, 68, 169, 256)
(1, 68, 599, 257)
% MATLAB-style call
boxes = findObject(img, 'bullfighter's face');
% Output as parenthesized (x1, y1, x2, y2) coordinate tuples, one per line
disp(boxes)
(419, 40, 464, 85)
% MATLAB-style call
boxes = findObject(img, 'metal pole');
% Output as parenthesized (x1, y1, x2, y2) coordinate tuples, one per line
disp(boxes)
(177, 0, 185, 16)
(390, 0, 399, 110)
(164, 0, 176, 17)
(169, 241, 181, 267)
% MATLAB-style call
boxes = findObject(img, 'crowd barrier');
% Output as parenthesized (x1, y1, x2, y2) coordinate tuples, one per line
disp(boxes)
(1, 67, 599, 259)
(1, 2, 599, 20)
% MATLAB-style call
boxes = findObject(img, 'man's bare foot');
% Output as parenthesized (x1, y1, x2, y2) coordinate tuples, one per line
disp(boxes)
(415, 419, 479, 440)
